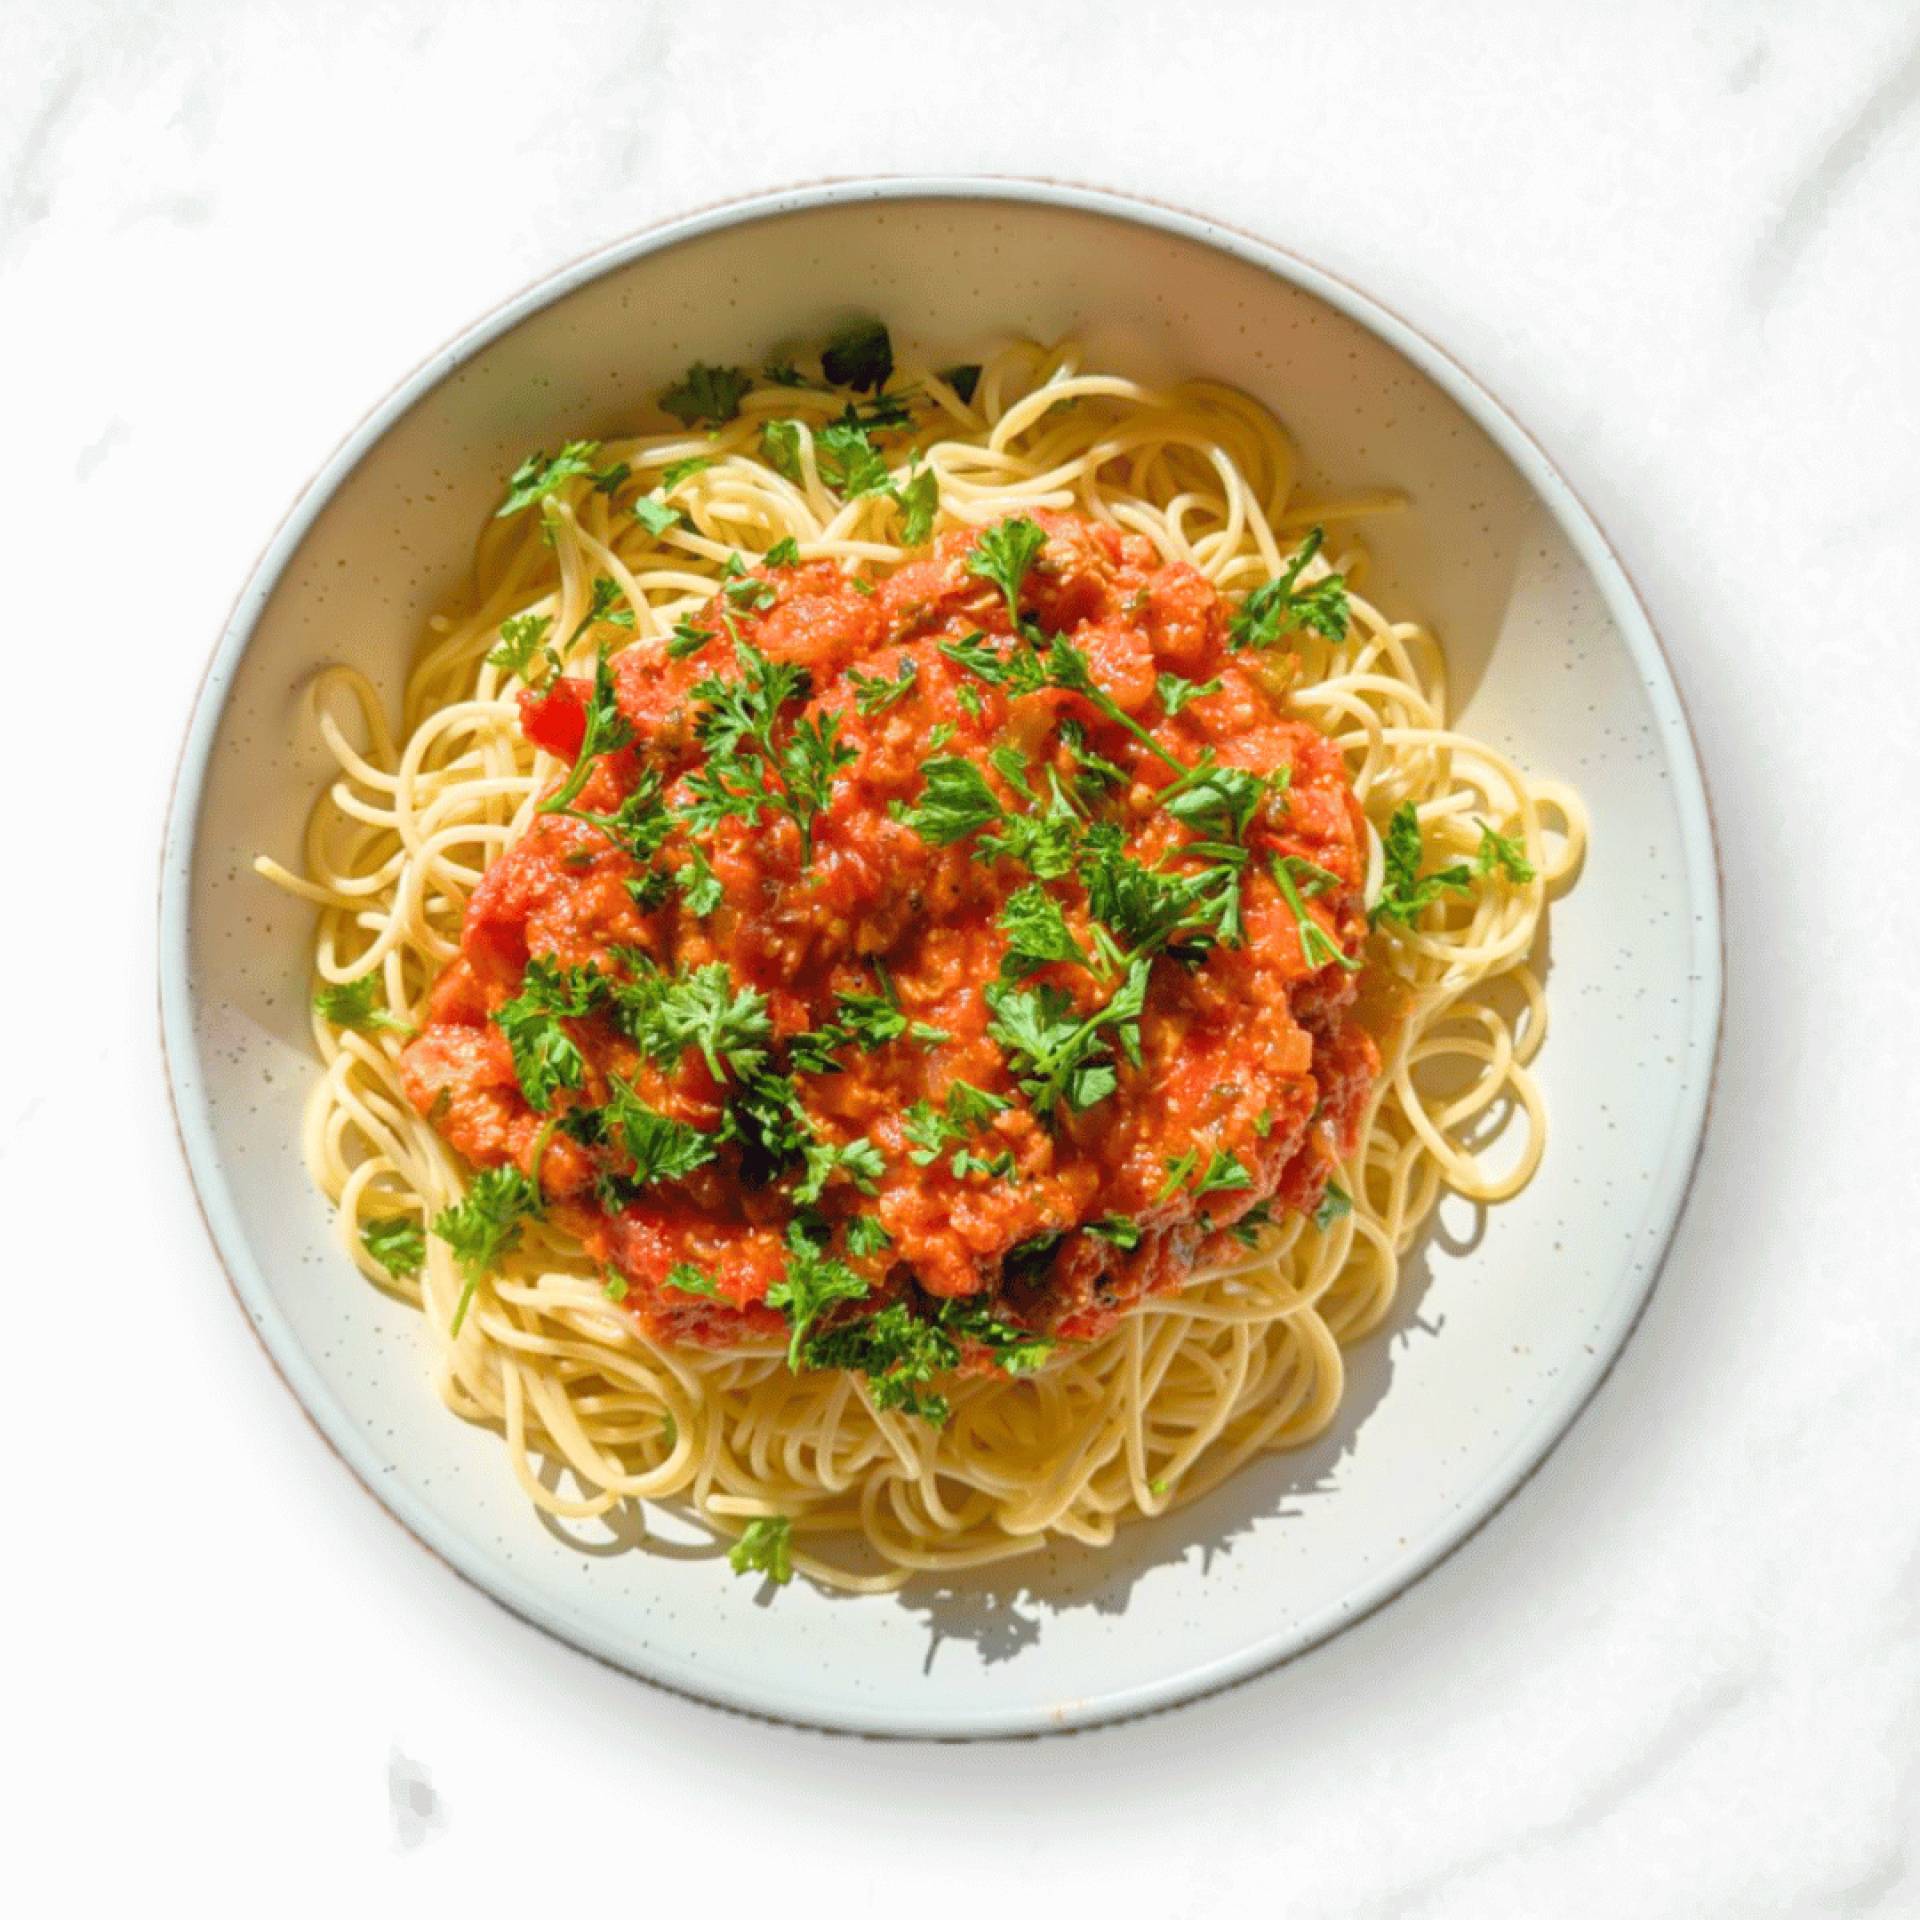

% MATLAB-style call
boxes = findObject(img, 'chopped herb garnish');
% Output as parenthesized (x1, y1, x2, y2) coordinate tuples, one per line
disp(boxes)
(939, 363, 982, 404)
(815, 413, 894, 499)
(728, 1515, 793, 1583)
(1273, 854, 1364, 972)
(846, 656, 918, 715)
(663, 1262, 720, 1298)
(843, 1215, 893, 1259)
(985, 954, 1150, 1118)
(487, 611, 555, 680)
(601, 1075, 719, 1186)
(1370, 803, 1474, 928)
(896, 465, 939, 544)
(361, 1215, 424, 1278)
(537, 648, 634, 816)
(632, 495, 682, 537)
(765, 1221, 870, 1367)
(493, 955, 603, 1108)
(1228, 528, 1351, 649)
(1087, 1214, 1142, 1250)
(661, 455, 713, 492)
(764, 536, 802, 568)
(1475, 820, 1536, 883)
(496, 440, 600, 518)
(820, 318, 894, 392)
(1155, 670, 1222, 715)
(964, 517, 1049, 623)
(659, 363, 751, 427)
(312, 973, 409, 1034)
(434, 1165, 542, 1333)
(1314, 1181, 1353, 1231)
(612, 958, 772, 1083)
(998, 882, 1090, 980)
(675, 844, 724, 917)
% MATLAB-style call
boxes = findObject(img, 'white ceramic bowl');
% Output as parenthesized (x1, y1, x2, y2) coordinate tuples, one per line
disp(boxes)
(160, 179, 1721, 1738)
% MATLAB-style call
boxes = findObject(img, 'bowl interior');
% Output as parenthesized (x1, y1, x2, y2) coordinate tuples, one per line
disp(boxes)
(164, 185, 1718, 1736)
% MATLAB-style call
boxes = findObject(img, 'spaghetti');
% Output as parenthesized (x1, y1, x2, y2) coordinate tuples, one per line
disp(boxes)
(260, 334, 1585, 1591)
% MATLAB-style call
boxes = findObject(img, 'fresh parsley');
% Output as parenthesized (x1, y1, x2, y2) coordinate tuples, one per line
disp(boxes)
(496, 441, 600, 518)
(659, 363, 752, 427)
(492, 956, 604, 1109)
(728, 1515, 793, 1584)
(361, 1215, 424, 1278)
(964, 517, 1049, 623)
(1370, 803, 1474, 928)
(434, 1165, 542, 1333)
(1228, 528, 1351, 649)
(765, 1221, 870, 1367)
(1475, 820, 1536, 883)
(820, 318, 894, 392)
(312, 973, 409, 1034)
(487, 611, 555, 680)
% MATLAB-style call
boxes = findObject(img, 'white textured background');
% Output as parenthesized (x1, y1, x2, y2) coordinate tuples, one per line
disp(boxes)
(5, 1, 1918, 1913)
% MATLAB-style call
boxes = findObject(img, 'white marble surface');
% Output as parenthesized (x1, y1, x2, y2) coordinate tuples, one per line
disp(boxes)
(4, 0, 1916, 1910)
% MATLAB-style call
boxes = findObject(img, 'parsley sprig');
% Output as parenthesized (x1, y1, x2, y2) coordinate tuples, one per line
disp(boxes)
(434, 1165, 542, 1334)
(680, 639, 855, 860)
(1371, 803, 1474, 928)
(1228, 528, 1351, 649)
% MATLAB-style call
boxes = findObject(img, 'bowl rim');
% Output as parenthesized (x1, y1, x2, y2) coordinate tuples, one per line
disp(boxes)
(158, 173, 1724, 1740)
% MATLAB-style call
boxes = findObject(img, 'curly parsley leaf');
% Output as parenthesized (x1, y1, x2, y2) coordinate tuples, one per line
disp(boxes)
(939, 363, 982, 405)
(613, 959, 772, 1083)
(536, 648, 634, 817)
(964, 517, 1049, 623)
(905, 755, 1004, 845)
(1156, 670, 1222, 716)
(986, 954, 1149, 1118)
(765, 1222, 870, 1367)
(434, 1165, 542, 1333)
(816, 413, 894, 498)
(497, 440, 601, 518)
(663, 1262, 720, 1298)
(804, 1302, 954, 1422)
(487, 611, 555, 680)
(896, 465, 938, 544)
(938, 1296, 1053, 1374)
(999, 882, 1089, 980)
(493, 956, 604, 1109)
(661, 455, 712, 492)
(820, 318, 894, 392)
(675, 844, 724, 917)
(1475, 820, 1536, 884)
(843, 1215, 892, 1260)
(600, 1076, 719, 1186)
(1370, 803, 1474, 929)
(793, 1132, 886, 1206)
(312, 973, 410, 1035)
(659, 362, 752, 427)
(1314, 1181, 1353, 1231)
(361, 1215, 424, 1278)
(846, 656, 918, 715)
(632, 495, 683, 538)
(727, 1515, 793, 1584)
(759, 418, 803, 482)
(1228, 527, 1350, 648)
(1273, 853, 1364, 972)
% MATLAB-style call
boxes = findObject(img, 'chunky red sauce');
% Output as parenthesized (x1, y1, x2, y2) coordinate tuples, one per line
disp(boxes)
(400, 513, 1378, 1354)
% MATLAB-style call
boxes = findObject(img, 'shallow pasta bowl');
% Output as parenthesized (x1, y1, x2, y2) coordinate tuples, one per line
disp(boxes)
(159, 177, 1721, 1738)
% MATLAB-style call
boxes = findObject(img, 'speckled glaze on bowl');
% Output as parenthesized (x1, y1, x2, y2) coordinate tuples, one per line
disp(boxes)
(159, 178, 1721, 1739)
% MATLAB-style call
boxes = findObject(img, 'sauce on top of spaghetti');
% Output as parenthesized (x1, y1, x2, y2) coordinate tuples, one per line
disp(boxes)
(399, 511, 1378, 1416)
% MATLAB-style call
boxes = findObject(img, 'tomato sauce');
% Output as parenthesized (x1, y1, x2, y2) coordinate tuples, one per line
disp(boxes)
(400, 513, 1378, 1349)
